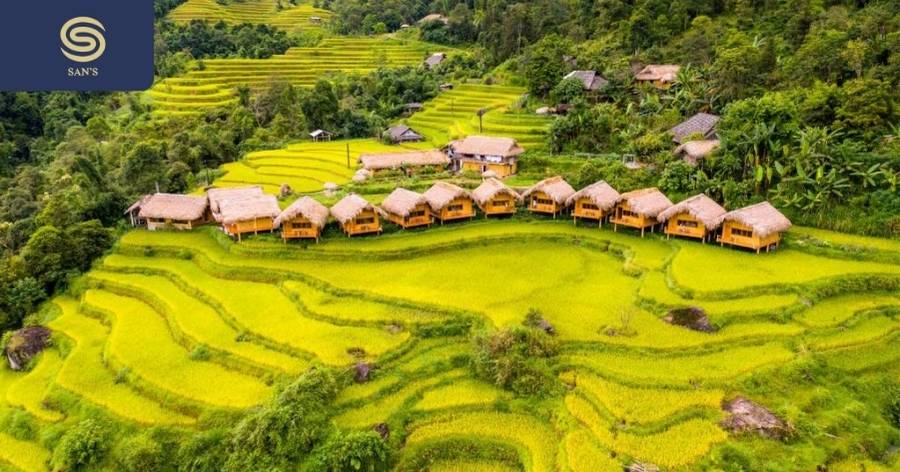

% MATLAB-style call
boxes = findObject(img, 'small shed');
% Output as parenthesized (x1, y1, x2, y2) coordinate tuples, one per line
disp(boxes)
(218, 194, 281, 242)
(657, 193, 726, 242)
(127, 193, 209, 231)
(423, 181, 476, 223)
(522, 176, 576, 218)
(473, 178, 521, 217)
(425, 52, 446, 69)
(404, 103, 423, 114)
(309, 16, 323, 24)
(635, 64, 681, 88)
(331, 194, 382, 237)
(566, 181, 620, 227)
(386, 124, 425, 143)
(563, 70, 609, 92)
(716, 202, 792, 253)
(358, 150, 449, 174)
(439, 83, 454, 91)
(611, 188, 673, 237)
(670, 113, 720, 144)
(675, 139, 721, 166)
(379, 188, 433, 229)
(310, 129, 333, 142)
(275, 196, 330, 243)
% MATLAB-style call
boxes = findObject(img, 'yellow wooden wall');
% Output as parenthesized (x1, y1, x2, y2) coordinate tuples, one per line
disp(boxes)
(342, 209, 382, 236)
(479, 194, 517, 216)
(387, 203, 433, 228)
(281, 216, 322, 240)
(527, 191, 563, 215)
(718, 221, 781, 251)
(571, 197, 606, 221)
(435, 197, 475, 221)
(664, 213, 707, 239)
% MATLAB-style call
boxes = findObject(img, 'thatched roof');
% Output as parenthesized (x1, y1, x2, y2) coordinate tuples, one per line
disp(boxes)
(359, 150, 449, 171)
(635, 64, 680, 83)
(387, 125, 424, 141)
(419, 13, 448, 24)
(472, 177, 521, 205)
(450, 136, 525, 158)
(716, 201, 792, 238)
(670, 113, 720, 144)
(565, 180, 620, 210)
(423, 181, 472, 211)
(124, 194, 152, 215)
(208, 186, 264, 214)
(522, 176, 576, 205)
(564, 70, 609, 91)
(331, 194, 376, 224)
(380, 188, 428, 217)
(657, 193, 726, 228)
(218, 195, 281, 225)
(675, 139, 721, 165)
(275, 196, 329, 229)
(137, 193, 208, 221)
(615, 187, 673, 217)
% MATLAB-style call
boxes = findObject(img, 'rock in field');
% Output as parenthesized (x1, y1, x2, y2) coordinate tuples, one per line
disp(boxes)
(663, 306, 716, 332)
(4, 326, 52, 371)
(721, 397, 791, 439)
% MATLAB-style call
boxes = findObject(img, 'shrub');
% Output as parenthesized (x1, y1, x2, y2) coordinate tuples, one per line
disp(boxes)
(50, 419, 109, 471)
(178, 429, 229, 472)
(114, 434, 164, 472)
(309, 431, 388, 472)
(471, 326, 559, 396)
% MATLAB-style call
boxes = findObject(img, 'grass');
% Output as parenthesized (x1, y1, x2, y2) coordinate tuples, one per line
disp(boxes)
(791, 226, 900, 253)
(405, 83, 551, 148)
(88, 271, 307, 374)
(213, 139, 431, 194)
(283, 280, 445, 324)
(795, 293, 899, 328)
(82, 290, 272, 409)
(671, 242, 900, 294)
(820, 336, 900, 371)
(167, 0, 332, 32)
(563, 430, 622, 471)
(563, 343, 796, 386)
(149, 37, 444, 116)
(809, 315, 898, 350)
(101, 255, 410, 365)
(427, 460, 520, 472)
(404, 411, 558, 471)
(0, 433, 50, 472)
(4, 351, 63, 423)
(47, 299, 196, 425)
(565, 371, 723, 424)
(413, 379, 506, 411)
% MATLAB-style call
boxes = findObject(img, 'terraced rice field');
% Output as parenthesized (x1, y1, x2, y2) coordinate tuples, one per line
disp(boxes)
(213, 138, 432, 194)
(167, 0, 332, 32)
(406, 83, 551, 148)
(1, 219, 897, 471)
(148, 37, 443, 116)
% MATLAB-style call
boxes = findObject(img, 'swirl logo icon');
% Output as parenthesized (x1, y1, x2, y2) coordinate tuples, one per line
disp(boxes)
(59, 17, 106, 63)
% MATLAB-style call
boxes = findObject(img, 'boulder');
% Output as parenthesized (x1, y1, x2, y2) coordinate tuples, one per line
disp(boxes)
(721, 397, 791, 439)
(663, 306, 716, 333)
(537, 319, 556, 336)
(354, 362, 373, 383)
(279, 183, 293, 198)
(373, 422, 390, 440)
(4, 326, 51, 371)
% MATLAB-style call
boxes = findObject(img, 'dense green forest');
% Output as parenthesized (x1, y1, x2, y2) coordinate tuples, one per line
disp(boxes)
(0, 0, 896, 332)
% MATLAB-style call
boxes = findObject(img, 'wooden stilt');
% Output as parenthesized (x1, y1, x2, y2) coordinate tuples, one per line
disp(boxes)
(641, 227, 645, 238)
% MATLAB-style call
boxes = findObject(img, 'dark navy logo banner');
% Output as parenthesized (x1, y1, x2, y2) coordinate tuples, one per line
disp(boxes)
(0, 0, 154, 91)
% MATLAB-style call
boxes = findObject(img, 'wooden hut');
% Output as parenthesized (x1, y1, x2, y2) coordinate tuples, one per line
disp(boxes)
(358, 150, 449, 175)
(563, 70, 609, 93)
(126, 193, 209, 230)
(380, 188, 433, 229)
(386, 125, 424, 143)
(310, 129, 333, 142)
(522, 176, 576, 217)
(423, 181, 476, 223)
(657, 194, 726, 243)
(716, 202, 792, 253)
(331, 194, 382, 237)
(447, 136, 525, 178)
(635, 64, 680, 88)
(275, 196, 330, 242)
(472, 177, 520, 217)
(675, 139, 720, 166)
(218, 194, 281, 242)
(565, 181, 620, 227)
(611, 188, 673, 237)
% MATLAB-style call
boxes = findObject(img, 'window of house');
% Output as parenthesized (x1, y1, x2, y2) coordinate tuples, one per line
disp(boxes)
(409, 210, 425, 218)
(357, 217, 375, 225)
(448, 204, 463, 212)
(621, 209, 638, 218)
(732, 227, 753, 238)
(292, 222, 312, 229)
(492, 200, 508, 207)
(677, 219, 699, 228)
(535, 198, 554, 206)
(581, 203, 599, 210)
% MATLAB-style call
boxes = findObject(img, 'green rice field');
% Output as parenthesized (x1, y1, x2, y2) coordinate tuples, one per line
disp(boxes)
(406, 83, 551, 148)
(1, 216, 896, 470)
(148, 37, 445, 116)
(167, 0, 332, 32)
